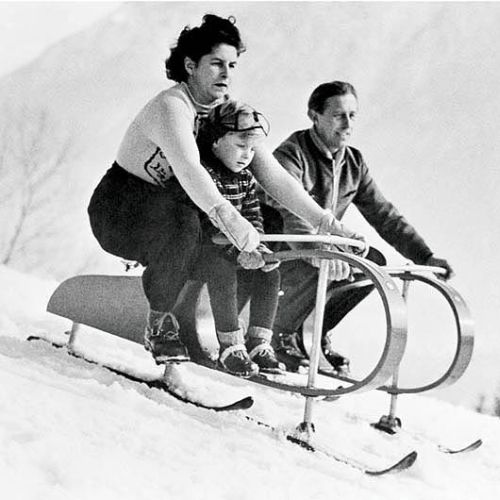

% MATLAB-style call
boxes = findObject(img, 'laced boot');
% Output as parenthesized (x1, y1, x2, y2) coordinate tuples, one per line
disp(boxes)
(144, 310, 190, 364)
(322, 332, 350, 375)
(218, 327, 259, 378)
(247, 326, 285, 374)
(274, 331, 310, 372)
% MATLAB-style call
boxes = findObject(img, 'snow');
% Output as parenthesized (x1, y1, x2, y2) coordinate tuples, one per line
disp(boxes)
(1, 264, 500, 499)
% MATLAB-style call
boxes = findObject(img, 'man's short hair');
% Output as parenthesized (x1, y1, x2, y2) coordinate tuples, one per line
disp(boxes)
(308, 81, 358, 113)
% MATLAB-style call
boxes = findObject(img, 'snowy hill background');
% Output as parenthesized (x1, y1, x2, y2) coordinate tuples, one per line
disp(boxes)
(0, 1, 499, 410)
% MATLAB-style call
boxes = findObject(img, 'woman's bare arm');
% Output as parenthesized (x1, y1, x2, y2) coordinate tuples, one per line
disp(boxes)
(251, 144, 327, 228)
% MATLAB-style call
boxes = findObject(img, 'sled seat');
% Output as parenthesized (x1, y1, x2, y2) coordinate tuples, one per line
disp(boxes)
(47, 274, 148, 343)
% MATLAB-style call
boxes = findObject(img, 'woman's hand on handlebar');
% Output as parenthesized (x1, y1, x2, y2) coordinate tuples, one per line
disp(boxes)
(318, 212, 368, 256)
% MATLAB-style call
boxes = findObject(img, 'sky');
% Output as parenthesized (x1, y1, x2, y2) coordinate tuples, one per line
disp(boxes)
(1, 263, 500, 499)
(0, 1, 120, 77)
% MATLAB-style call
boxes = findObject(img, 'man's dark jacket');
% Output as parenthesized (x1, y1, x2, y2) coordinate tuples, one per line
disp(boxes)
(259, 128, 433, 264)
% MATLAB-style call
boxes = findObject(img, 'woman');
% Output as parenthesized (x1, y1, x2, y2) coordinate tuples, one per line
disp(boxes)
(88, 14, 356, 365)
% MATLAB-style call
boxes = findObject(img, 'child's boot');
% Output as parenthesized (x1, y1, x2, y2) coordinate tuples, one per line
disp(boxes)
(247, 326, 285, 374)
(218, 327, 259, 378)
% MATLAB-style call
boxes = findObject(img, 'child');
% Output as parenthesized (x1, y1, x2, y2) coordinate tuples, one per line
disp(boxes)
(191, 100, 285, 377)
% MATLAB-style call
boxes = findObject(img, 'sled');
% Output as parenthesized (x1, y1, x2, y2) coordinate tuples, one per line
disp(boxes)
(47, 247, 408, 397)
(45, 234, 474, 436)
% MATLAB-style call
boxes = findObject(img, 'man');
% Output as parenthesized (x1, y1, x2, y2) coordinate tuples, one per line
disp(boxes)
(259, 81, 453, 373)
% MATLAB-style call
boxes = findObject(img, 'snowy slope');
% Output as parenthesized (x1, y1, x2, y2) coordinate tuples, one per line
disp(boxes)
(1, 265, 499, 499)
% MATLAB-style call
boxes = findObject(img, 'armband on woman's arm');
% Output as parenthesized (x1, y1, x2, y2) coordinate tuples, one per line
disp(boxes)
(147, 97, 227, 214)
(318, 212, 368, 257)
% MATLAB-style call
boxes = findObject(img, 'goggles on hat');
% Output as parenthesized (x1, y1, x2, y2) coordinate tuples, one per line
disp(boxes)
(213, 107, 270, 136)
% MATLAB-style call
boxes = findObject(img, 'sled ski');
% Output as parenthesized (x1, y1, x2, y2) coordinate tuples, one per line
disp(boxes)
(438, 438, 483, 454)
(286, 436, 417, 476)
(27, 334, 416, 476)
(404, 431, 482, 455)
(241, 412, 417, 476)
(27, 335, 254, 412)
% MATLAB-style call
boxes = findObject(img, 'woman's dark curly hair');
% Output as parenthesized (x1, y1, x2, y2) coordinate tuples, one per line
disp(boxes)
(165, 14, 246, 83)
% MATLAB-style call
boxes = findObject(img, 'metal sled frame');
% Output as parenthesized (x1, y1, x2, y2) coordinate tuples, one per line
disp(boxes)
(301, 263, 474, 433)
(246, 249, 408, 397)
(45, 234, 473, 435)
(374, 267, 474, 434)
(381, 267, 474, 394)
(302, 266, 474, 394)
(45, 236, 407, 440)
(46, 257, 407, 399)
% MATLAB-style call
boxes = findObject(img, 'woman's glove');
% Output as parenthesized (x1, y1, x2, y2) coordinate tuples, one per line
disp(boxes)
(209, 201, 260, 252)
(312, 212, 367, 280)
(317, 212, 368, 257)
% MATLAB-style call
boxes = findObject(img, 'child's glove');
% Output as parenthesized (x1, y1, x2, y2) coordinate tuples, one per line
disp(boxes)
(237, 249, 265, 270)
(258, 244, 280, 273)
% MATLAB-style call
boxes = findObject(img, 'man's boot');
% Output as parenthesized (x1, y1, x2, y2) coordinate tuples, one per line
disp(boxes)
(322, 331, 350, 375)
(274, 331, 310, 372)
